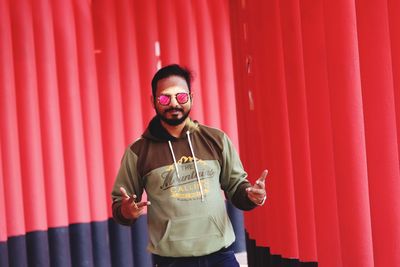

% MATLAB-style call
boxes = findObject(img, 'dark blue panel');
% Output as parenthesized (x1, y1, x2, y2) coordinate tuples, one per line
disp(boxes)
(131, 215, 152, 267)
(0, 241, 9, 267)
(48, 226, 72, 267)
(26, 231, 50, 267)
(91, 221, 111, 267)
(226, 202, 246, 252)
(245, 231, 318, 267)
(108, 219, 134, 266)
(7, 235, 28, 267)
(69, 223, 94, 267)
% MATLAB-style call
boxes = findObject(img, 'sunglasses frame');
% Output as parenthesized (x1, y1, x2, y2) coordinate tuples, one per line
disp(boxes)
(157, 92, 190, 106)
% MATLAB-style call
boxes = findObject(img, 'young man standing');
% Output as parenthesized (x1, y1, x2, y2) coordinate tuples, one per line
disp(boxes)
(111, 64, 267, 267)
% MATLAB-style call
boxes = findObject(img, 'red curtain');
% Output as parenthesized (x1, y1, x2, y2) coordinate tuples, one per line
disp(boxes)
(0, 0, 240, 266)
(231, 0, 400, 266)
(2, 0, 400, 266)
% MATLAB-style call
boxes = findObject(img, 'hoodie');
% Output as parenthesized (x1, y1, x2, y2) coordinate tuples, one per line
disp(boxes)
(111, 117, 256, 257)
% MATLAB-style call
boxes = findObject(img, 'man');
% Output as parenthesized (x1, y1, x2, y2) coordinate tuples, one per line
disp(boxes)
(111, 64, 267, 267)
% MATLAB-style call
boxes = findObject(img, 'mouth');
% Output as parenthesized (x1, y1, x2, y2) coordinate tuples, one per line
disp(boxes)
(165, 108, 183, 115)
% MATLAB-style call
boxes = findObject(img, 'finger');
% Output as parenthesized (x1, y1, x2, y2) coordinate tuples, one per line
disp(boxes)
(247, 187, 266, 196)
(120, 187, 130, 199)
(254, 180, 265, 189)
(136, 201, 151, 208)
(246, 193, 263, 204)
(247, 193, 261, 202)
(247, 191, 266, 201)
(248, 189, 267, 199)
(130, 197, 138, 209)
(258, 169, 268, 183)
(246, 186, 266, 195)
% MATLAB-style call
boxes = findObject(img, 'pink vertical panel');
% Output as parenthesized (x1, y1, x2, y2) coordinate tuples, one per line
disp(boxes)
(300, 0, 343, 265)
(0, 0, 26, 237)
(92, 0, 126, 213)
(73, 0, 108, 222)
(323, 0, 374, 265)
(10, 0, 48, 232)
(192, 0, 221, 128)
(52, 0, 91, 223)
(228, 0, 258, 238)
(31, 0, 69, 228)
(115, 0, 144, 141)
(227, 0, 252, 165)
(388, 0, 400, 158)
(256, 0, 299, 258)
(278, 0, 317, 262)
(175, 0, 204, 123)
(208, 0, 239, 145)
(133, 0, 159, 124)
(156, 0, 180, 65)
(355, 0, 400, 265)
(114, 0, 148, 207)
(243, 0, 274, 248)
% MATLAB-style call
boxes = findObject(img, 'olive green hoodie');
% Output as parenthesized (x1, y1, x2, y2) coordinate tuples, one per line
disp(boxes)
(111, 117, 256, 257)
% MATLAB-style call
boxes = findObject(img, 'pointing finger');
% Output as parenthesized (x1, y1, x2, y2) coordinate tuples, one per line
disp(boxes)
(258, 169, 268, 183)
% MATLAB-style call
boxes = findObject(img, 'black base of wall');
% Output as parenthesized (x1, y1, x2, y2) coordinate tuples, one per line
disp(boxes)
(245, 231, 318, 267)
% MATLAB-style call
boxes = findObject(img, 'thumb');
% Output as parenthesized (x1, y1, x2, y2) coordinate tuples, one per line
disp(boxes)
(120, 187, 130, 199)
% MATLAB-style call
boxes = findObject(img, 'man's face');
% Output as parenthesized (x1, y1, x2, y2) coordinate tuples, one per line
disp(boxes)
(154, 75, 192, 126)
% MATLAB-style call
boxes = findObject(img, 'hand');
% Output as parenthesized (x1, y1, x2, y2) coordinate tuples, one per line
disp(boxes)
(120, 187, 151, 220)
(246, 170, 268, 206)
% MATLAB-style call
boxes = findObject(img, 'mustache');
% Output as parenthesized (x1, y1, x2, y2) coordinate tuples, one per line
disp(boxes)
(164, 107, 184, 113)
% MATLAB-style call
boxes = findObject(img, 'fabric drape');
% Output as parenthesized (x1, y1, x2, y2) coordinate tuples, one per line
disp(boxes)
(230, 0, 400, 266)
(2, 0, 400, 266)
(0, 0, 242, 266)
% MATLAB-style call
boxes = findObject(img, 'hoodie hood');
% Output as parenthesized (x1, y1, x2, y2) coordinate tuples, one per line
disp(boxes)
(142, 116, 205, 201)
(143, 116, 199, 141)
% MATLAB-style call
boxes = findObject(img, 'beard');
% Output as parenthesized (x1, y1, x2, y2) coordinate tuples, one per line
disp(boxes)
(156, 107, 191, 126)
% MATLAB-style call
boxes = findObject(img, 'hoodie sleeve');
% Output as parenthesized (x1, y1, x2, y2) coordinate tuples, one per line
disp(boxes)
(111, 147, 144, 225)
(219, 134, 257, 211)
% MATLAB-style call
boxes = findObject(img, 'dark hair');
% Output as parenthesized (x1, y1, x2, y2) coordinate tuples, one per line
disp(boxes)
(151, 64, 192, 97)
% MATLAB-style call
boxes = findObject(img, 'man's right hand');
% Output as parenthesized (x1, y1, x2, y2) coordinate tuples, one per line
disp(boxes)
(120, 187, 151, 220)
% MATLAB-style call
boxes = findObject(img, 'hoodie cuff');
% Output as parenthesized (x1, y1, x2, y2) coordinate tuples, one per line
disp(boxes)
(231, 181, 258, 211)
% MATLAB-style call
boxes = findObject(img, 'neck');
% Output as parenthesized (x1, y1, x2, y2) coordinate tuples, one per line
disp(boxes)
(160, 118, 189, 138)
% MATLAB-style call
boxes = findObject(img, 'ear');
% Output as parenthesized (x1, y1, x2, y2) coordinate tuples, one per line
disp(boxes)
(190, 92, 194, 104)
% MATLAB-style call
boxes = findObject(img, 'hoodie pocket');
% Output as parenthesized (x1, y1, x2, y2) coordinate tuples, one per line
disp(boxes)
(157, 215, 224, 255)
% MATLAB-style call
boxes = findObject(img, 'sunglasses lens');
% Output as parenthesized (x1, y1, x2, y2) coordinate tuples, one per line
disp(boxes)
(158, 95, 171, 105)
(176, 93, 189, 104)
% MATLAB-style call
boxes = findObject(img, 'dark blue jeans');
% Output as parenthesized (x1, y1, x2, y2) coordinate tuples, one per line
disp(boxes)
(152, 247, 240, 267)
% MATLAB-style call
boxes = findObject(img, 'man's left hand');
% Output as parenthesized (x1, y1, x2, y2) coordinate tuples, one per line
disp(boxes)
(246, 169, 268, 206)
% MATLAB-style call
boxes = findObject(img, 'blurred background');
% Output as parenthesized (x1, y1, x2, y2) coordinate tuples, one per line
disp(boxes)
(1, 0, 400, 266)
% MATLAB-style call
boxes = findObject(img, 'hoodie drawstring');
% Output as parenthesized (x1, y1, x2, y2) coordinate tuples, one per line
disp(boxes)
(186, 131, 205, 202)
(167, 133, 205, 202)
(168, 140, 181, 180)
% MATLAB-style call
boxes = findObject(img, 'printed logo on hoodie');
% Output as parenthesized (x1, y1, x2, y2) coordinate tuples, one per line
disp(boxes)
(160, 156, 215, 200)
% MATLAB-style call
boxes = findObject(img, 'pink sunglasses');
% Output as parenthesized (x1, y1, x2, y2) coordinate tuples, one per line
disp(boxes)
(157, 93, 190, 106)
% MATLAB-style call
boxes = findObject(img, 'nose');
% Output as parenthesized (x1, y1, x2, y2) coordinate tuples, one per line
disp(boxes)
(169, 95, 180, 106)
